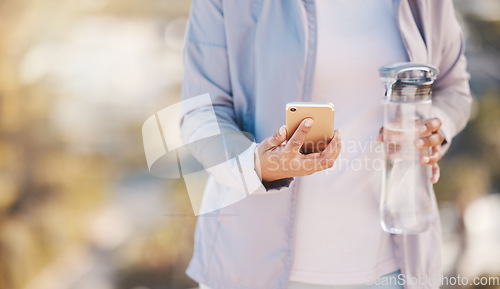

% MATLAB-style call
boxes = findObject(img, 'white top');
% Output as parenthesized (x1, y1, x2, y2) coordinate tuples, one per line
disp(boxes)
(290, 0, 409, 285)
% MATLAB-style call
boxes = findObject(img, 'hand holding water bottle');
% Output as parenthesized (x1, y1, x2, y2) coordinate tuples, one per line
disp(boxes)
(377, 117, 445, 184)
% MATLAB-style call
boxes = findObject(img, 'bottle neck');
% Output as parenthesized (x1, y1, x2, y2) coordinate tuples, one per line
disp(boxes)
(387, 83, 432, 102)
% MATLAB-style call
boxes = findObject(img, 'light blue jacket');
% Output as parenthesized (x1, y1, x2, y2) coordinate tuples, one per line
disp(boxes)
(180, 0, 472, 288)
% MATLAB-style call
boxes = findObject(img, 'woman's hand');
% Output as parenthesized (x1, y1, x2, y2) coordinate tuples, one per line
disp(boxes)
(377, 117, 445, 184)
(415, 118, 445, 184)
(255, 118, 342, 182)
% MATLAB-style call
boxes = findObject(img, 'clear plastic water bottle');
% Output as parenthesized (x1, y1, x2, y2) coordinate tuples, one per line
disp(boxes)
(379, 63, 439, 234)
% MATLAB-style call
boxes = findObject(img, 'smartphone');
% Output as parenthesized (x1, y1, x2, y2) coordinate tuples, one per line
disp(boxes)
(286, 102, 335, 154)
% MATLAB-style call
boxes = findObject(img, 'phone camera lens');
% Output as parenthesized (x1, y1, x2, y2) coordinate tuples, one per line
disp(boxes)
(290, 107, 296, 112)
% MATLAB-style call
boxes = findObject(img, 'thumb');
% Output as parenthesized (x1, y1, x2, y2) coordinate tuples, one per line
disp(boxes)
(376, 127, 384, 143)
(263, 125, 287, 148)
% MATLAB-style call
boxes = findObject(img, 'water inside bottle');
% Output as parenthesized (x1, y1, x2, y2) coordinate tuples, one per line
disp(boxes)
(381, 125, 435, 234)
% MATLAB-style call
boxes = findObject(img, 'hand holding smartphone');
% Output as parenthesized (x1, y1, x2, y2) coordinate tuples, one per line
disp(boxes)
(254, 102, 340, 183)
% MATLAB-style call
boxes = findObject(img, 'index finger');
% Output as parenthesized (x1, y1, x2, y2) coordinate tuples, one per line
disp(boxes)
(285, 118, 313, 153)
(419, 118, 442, 134)
(320, 129, 342, 159)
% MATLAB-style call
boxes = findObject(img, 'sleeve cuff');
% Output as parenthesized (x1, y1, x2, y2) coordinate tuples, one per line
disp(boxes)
(431, 106, 457, 154)
(262, 178, 294, 191)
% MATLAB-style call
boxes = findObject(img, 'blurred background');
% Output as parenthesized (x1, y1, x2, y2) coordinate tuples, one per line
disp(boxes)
(0, 0, 499, 288)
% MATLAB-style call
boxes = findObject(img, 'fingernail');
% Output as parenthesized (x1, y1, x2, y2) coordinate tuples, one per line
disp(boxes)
(279, 125, 286, 136)
(422, 156, 430, 163)
(337, 129, 342, 138)
(416, 139, 424, 146)
(304, 118, 313, 127)
(419, 125, 427, 132)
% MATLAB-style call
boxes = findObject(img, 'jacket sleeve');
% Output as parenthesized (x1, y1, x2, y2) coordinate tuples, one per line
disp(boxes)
(431, 0, 473, 153)
(179, 0, 290, 196)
